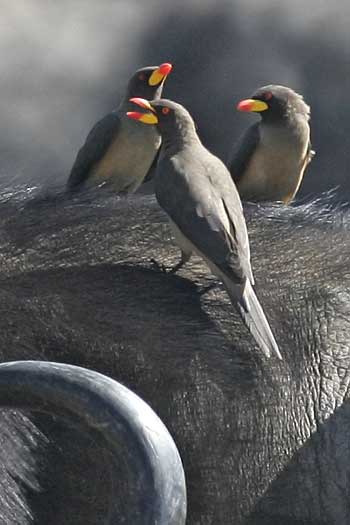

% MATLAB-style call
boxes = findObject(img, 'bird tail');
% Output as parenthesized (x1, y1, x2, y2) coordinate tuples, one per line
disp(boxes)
(225, 278, 282, 360)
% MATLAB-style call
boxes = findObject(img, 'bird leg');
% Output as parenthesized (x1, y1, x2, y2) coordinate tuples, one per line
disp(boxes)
(168, 250, 192, 274)
(198, 282, 220, 296)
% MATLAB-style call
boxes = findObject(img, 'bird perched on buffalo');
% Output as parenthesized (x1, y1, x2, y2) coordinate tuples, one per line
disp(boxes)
(228, 84, 314, 203)
(127, 98, 282, 360)
(66, 63, 172, 193)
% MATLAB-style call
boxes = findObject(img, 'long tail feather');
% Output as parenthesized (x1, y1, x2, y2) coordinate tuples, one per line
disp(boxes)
(226, 278, 282, 360)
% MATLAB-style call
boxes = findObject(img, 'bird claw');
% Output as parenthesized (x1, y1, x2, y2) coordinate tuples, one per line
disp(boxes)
(150, 258, 185, 274)
(150, 258, 168, 274)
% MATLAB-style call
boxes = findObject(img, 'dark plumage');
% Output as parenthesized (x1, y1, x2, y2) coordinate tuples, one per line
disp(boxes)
(128, 98, 281, 360)
(67, 63, 172, 193)
(228, 84, 314, 203)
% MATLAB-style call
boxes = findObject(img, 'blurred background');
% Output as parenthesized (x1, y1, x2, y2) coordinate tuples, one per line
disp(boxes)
(1, 0, 349, 199)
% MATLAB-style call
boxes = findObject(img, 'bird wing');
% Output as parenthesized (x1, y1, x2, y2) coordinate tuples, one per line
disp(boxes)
(156, 151, 254, 284)
(227, 122, 260, 184)
(67, 112, 121, 190)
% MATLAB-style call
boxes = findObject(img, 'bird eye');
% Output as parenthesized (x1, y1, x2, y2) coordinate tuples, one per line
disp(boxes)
(264, 91, 273, 101)
(138, 73, 145, 81)
(162, 107, 170, 115)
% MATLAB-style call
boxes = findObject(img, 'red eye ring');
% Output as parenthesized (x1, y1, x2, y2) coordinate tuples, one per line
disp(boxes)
(264, 91, 273, 100)
(138, 73, 145, 81)
(162, 107, 170, 115)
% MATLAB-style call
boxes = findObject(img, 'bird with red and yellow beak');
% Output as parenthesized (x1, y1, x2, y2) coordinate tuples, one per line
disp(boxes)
(228, 84, 314, 203)
(128, 97, 282, 361)
(67, 62, 172, 193)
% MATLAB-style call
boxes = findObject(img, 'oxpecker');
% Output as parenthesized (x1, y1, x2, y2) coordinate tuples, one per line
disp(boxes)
(128, 98, 282, 360)
(228, 85, 314, 203)
(67, 63, 172, 193)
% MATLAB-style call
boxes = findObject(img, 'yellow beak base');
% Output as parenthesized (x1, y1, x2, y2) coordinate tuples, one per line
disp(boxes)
(148, 69, 165, 86)
(138, 113, 159, 124)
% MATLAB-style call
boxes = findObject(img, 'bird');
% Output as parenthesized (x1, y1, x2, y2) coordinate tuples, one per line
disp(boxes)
(66, 62, 172, 193)
(228, 84, 315, 203)
(127, 97, 282, 360)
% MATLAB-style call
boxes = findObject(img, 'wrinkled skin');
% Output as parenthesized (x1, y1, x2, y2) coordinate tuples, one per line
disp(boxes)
(0, 185, 349, 524)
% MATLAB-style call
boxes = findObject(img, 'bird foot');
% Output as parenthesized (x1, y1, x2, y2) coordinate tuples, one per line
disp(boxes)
(150, 258, 169, 274)
(150, 258, 185, 275)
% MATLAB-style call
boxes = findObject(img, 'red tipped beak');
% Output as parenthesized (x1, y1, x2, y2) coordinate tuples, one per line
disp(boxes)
(126, 111, 144, 121)
(127, 99, 158, 124)
(237, 99, 255, 112)
(148, 63, 172, 86)
(237, 98, 269, 112)
(129, 97, 155, 111)
(158, 62, 172, 76)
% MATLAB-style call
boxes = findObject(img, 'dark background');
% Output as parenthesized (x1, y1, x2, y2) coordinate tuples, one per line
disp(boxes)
(1, 1, 349, 199)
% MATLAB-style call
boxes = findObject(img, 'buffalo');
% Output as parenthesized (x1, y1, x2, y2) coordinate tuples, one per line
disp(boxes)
(0, 185, 349, 524)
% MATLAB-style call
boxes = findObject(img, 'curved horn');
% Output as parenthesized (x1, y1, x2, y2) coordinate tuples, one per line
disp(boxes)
(0, 361, 187, 524)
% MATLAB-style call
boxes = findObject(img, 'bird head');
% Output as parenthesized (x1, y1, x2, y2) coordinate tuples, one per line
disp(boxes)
(126, 63, 172, 101)
(127, 98, 198, 149)
(237, 85, 310, 122)
(127, 97, 193, 129)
